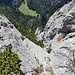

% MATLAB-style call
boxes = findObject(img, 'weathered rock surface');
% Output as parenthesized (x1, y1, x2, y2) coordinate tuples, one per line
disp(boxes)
(1, 0, 75, 75)
(43, 0, 75, 75)
(35, 27, 43, 41)
(0, 15, 53, 75)
(50, 32, 75, 75)
(36, 0, 75, 48)
(36, 0, 75, 75)
(49, 4, 75, 75)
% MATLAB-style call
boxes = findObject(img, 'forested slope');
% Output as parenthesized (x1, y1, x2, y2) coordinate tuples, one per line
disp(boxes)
(27, 0, 72, 23)
(0, 0, 23, 8)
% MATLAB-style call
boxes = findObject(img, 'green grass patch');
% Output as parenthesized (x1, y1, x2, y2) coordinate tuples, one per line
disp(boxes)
(18, 1, 37, 16)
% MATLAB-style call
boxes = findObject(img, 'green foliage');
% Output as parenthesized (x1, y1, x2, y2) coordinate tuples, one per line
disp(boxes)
(0, 5, 42, 32)
(45, 66, 54, 75)
(0, 0, 24, 8)
(47, 47, 52, 53)
(12, 0, 24, 8)
(0, 0, 71, 29)
(0, 45, 22, 75)
(6, 44, 12, 50)
(0, 0, 13, 6)
(27, 0, 71, 23)
(32, 66, 43, 75)
(56, 8, 60, 12)
(19, 27, 44, 47)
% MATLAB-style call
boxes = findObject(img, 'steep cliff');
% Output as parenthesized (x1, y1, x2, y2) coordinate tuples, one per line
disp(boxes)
(36, 0, 75, 48)
(36, 0, 75, 75)
(49, 1, 75, 75)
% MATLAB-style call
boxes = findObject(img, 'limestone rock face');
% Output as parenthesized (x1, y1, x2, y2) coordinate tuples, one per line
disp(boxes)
(0, 15, 52, 75)
(36, 0, 75, 75)
(45, 1, 75, 75)
(49, 32, 75, 75)
(49, 4, 75, 75)
(35, 27, 43, 41)
(36, 1, 75, 47)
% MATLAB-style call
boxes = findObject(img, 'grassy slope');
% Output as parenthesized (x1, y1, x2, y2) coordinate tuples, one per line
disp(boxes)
(18, 0, 37, 16)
